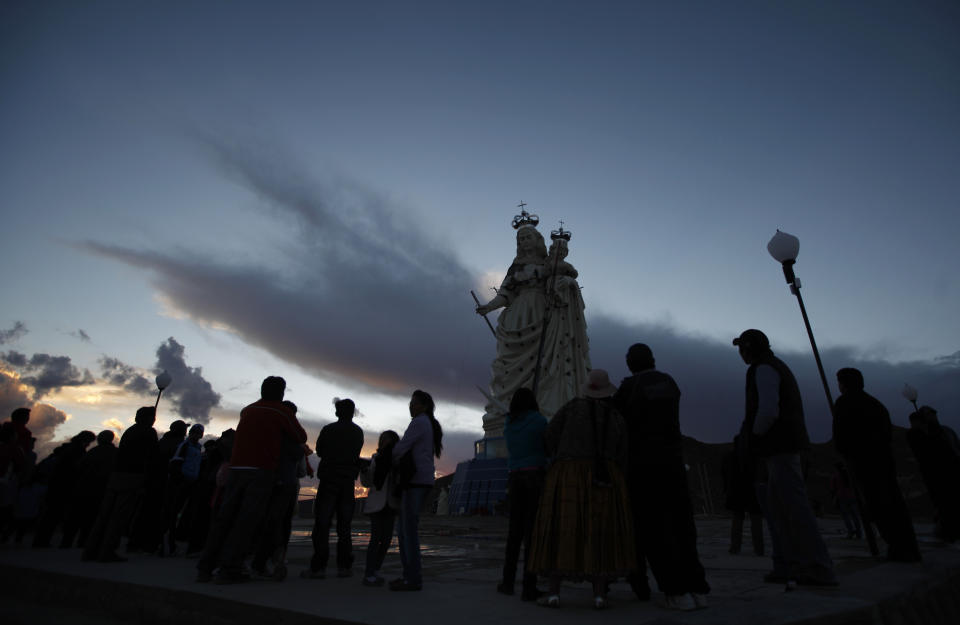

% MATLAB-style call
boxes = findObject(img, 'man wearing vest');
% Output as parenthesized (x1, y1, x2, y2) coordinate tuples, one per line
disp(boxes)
(733, 329, 837, 587)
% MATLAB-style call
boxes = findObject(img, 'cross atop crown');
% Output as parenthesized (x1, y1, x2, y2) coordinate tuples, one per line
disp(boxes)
(511, 201, 539, 230)
(551, 220, 572, 241)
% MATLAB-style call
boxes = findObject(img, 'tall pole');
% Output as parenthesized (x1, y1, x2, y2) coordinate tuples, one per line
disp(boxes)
(777, 257, 879, 557)
(789, 279, 834, 411)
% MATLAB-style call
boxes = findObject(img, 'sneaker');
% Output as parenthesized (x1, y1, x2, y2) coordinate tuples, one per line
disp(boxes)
(536, 594, 560, 608)
(299, 569, 326, 579)
(692, 593, 709, 609)
(593, 596, 608, 610)
(389, 579, 422, 592)
(362, 576, 385, 587)
(665, 593, 697, 611)
(337, 568, 353, 578)
(496, 582, 514, 596)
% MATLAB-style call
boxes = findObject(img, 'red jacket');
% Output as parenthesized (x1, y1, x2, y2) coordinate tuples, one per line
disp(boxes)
(230, 399, 307, 470)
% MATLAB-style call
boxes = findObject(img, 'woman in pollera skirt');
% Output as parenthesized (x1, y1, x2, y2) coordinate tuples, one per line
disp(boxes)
(527, 369, 635, 610)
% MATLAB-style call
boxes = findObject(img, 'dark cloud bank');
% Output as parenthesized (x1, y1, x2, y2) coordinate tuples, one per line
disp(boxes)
(82, 141, 959, 444)
(0, 350, 94, 399)
(0, 338, 219, 426)
(100, 337, 221, 425)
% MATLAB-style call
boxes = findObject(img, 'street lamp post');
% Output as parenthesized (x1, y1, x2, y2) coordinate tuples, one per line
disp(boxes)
(766, 230, 835, 412)
(767, 229, 880, 557)
(902, 383, 920, 413)
(155, 370, 172, 408)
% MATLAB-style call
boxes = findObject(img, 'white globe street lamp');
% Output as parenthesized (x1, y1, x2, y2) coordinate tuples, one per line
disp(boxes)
(155, 370, 172, 408)
(766, 230, 835, 413)
(769, 229, 882, 556)
(902, 383, 920, 412)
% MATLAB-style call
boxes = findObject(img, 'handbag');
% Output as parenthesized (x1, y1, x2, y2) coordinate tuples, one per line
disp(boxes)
(393, 451, 416, 496)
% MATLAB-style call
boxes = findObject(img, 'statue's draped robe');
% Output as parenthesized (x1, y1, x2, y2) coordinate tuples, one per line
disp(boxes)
(483, 261, 591, 434)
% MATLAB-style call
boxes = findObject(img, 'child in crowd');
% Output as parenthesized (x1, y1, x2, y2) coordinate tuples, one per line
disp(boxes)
(358, 430, 400, 586)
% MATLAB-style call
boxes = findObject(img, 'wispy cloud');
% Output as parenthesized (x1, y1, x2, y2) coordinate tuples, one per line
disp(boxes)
(0, 321, 27, 345)
(70, 329, 91, 342)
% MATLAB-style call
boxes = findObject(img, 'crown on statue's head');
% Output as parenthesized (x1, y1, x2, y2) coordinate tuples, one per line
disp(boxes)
(512, 208, 539, 230)
(550, 221, 572, 242)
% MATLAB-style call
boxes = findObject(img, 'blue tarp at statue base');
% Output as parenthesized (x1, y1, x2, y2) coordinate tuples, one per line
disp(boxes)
(448, 437, 508, 515)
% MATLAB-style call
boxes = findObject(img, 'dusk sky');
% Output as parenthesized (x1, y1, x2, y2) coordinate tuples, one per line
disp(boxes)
(2, 1, 958, 474)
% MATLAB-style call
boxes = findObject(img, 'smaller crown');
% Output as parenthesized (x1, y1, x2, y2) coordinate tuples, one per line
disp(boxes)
(512, 205, 539, 230)
(550, 221, 572, 241)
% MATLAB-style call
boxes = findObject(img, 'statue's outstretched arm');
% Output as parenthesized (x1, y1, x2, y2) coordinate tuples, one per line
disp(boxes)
(476, 293, 508, 316)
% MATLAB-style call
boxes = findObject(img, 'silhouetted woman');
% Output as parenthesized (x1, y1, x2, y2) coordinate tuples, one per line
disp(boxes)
(527, 370, 634, 610)
(390, 390, 442, 592)
(497, 388, 547, 601)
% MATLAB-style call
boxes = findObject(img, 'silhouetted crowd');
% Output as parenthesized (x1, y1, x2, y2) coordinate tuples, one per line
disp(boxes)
(494, 333, 960, 611)
(1, 332, 958, 612)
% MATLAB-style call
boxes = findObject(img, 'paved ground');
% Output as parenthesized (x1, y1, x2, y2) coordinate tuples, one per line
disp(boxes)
(2, 515, 960, 624)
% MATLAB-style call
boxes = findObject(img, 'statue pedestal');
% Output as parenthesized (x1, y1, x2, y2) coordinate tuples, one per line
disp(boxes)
(481, 411, 506, 441)
(447, 432, 509, 515)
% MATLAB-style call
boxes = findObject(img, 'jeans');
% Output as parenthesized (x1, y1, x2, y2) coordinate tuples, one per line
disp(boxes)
(755, 480, 788, 576)
(198, 468, 275, 575)
(364, 507, 396, 577)
(310, 478, 356, 572)
(253, 480, 298, 570)
(82, 472, 144, 561)
(765, 454, 834, 580)
(397, 486, 430, 585)
(501, 469, 543, 594)
(628, 462, 710, 595)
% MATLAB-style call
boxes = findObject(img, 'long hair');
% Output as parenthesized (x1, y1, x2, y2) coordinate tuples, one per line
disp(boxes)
(377, 430, 400, 454)
(413, 389, 443, 458)
(508, 388, 539, 422)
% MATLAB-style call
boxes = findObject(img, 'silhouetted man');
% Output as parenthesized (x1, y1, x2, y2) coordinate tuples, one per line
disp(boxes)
(907, 406, 960, 542)
(614, 343, 709, 610)
(734, 329, 836, 586)
(197, 376, 307, 583)
(132, 419, 187, 555)
(61, 429, 117, 548)
(833, 367, 920, 561)
(33, 430, 96, 547)
(9, 407, 32, 453)
(83, 407, 158, 562)
(302, 398, 364, 579)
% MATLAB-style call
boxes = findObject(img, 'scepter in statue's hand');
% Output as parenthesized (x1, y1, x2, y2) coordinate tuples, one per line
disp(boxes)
(471, 290, 497, 338)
